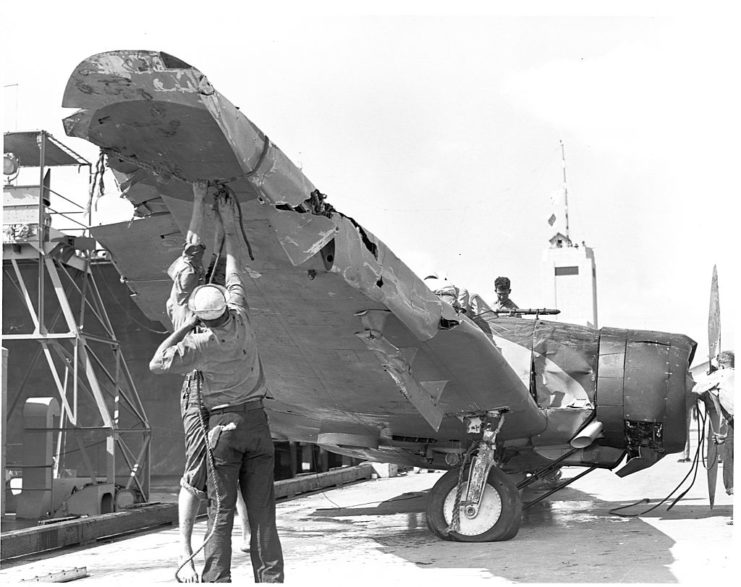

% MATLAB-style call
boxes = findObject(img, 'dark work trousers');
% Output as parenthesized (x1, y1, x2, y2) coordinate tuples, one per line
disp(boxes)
(201, 406, 284, 583)
(721, 422, 734, 494)
(180, 373, 209, 499)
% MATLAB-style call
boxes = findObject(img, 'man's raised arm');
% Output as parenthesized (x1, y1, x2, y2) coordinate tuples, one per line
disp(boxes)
(214, 192, 248, 309)
(186, 180, 208, 247)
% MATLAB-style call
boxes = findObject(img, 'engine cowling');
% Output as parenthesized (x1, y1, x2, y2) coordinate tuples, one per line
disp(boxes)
(595, 327, 696, 476)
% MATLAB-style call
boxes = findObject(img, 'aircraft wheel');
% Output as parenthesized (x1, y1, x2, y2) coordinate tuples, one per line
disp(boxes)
(426, 466, 521, 542)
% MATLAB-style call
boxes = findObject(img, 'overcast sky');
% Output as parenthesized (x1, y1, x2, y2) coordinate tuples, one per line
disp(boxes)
(3, 2, 739, 363)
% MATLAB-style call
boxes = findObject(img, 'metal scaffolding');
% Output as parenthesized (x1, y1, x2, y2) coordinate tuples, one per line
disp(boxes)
(3, 131, 151, 512)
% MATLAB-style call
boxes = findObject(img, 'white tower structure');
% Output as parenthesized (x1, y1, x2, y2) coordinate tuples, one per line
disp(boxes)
(541, 141, 598, 328)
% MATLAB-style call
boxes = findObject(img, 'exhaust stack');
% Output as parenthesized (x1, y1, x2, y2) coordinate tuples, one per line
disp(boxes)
(570, 420, 603, 448)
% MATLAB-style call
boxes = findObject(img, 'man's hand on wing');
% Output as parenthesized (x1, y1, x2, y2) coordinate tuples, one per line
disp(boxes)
(215, 192, 238, 235)
(192, 180, 209, 202)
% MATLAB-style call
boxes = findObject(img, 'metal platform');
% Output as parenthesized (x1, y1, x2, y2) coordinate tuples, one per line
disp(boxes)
(3, 130, 151, 521)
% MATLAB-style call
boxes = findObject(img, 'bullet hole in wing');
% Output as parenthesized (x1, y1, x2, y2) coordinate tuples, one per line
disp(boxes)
(347, 217, 378, 259)
(320, 239, 335, 271)
(376, 278, 384, 288)
(439, 317, 459, 329)
(307, 269, 317, 280)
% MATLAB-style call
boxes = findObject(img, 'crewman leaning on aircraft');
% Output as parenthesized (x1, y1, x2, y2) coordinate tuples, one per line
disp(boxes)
(150, 191, 284, 583)
(423, 271, 493, 317)
(423, 272, 468, 313)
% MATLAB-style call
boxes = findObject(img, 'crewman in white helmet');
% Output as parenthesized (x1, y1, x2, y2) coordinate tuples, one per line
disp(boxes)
(150, 189, 283, 582)
(424, 271, 470, 313)
(423, 271, 493, 318)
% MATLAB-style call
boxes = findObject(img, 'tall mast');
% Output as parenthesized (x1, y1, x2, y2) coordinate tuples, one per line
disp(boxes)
(560, 139, 571, 241)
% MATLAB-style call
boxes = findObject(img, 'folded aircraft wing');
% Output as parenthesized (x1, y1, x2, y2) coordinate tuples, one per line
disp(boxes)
(64, 51, 548, 458)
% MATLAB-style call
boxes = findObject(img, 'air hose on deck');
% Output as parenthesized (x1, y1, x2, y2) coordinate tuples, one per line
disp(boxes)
(175, 374, 223, 583)
(609, 397, 710, 517)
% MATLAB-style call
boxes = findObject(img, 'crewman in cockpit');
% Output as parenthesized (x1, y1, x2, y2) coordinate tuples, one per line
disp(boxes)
(493, 276, 519, 313)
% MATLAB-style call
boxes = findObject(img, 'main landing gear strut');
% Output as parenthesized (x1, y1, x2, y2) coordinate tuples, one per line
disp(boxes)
(426, 410, 522, 542)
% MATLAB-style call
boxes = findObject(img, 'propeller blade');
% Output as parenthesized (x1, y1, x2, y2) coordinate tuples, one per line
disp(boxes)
(703, 265, 722, 509)
(708, 265, 721, 367)
(703, 394, 721, 508)
(706, 434, 718, 509)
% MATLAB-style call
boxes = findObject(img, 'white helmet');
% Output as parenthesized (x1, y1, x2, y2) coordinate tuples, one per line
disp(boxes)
(423, 270, 448, 289)
(188, 284, 228, 320)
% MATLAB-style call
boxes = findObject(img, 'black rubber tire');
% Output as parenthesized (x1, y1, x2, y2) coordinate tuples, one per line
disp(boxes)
(426, 466, 522, 542)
